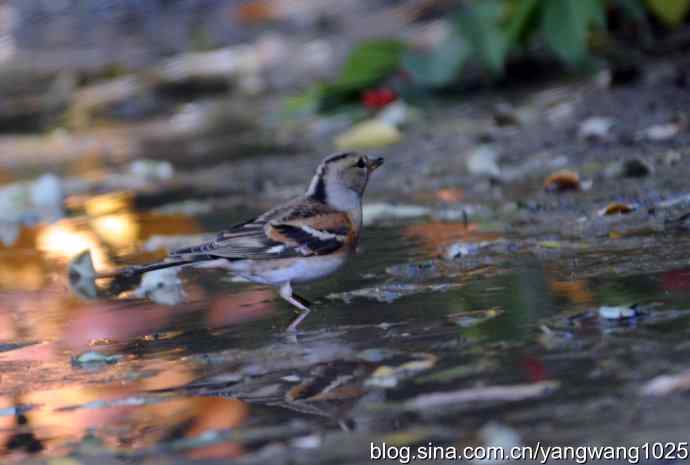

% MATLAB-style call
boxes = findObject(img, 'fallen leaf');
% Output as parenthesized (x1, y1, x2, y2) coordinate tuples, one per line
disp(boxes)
(233, 0, 279, 24)
(286, 362, 370, 401)
(598, 202, 636, 216)
(335, 119, 401, 149)
(549, 279, 592, 305)
(544, 170, 580, 192)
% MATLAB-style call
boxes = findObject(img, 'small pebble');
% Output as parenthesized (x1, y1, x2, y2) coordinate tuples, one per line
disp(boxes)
(578, 116, 614, 141)
(598, 305, 637, 320)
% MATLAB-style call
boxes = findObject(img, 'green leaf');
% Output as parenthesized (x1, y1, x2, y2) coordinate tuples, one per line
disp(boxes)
(318, 39, 405, 111)
(589, 0, 608, 28)
(645, 0, 690, 27)
(542, 0, 605, 67)
(335, 39, 406, 90)
(505, 0, 542, 45)
(456, 1, 510, 75)
(401, 33, 471, 88)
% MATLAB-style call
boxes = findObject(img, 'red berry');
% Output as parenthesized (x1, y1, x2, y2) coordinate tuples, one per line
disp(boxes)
(362, 88, 397, 109)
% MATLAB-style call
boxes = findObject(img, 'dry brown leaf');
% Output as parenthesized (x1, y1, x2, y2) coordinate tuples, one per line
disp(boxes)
(286, 363, 371, 402)
(549, 279, 592, 305)
(233, 0, 279, 24)
(544, 170, 580, 192)
(598, 202, 636, 216)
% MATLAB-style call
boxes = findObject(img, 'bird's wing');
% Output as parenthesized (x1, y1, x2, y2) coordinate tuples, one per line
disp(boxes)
(170, 199, 352, 260)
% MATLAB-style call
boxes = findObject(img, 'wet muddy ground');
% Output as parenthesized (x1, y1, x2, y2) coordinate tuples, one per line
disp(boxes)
(2, 39, 690, 464)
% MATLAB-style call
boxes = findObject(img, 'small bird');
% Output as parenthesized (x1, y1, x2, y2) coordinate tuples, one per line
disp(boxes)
(93, 151, 383, 330)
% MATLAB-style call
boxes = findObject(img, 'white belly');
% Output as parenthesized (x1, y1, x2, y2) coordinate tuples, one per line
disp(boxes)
(225, 254, 347, 285)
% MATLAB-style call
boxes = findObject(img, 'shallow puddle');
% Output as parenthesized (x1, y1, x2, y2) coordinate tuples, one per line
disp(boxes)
(1, 190, 690, 464)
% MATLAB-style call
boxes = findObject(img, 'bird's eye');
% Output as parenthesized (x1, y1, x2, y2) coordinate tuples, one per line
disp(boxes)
(355, 158, 367, 168)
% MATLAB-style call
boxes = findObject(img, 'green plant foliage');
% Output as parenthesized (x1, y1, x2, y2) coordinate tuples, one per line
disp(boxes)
(286, 0, 687, 113)
(456, 0, 510, 75)
(542, 0, 606, 67)
(646, 0, 690, 27)
(402, 33, 471, 88)
(336, 39, 406, 89)
(318, 39, 406, 110)
(402, 1, 512, 88)
(505, 0, 542, 44)
(403, 0, 606, 88)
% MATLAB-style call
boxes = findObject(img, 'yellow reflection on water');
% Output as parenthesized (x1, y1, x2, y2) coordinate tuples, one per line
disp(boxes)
(0, 189, 254, 458)
(83, 192, 133, 217)
(1, 191, 202, 290)
(91, 213, 140, 251)
(0, 190, 204, 347)
(37, 220, 112, 270)
(0, 252, 44, 291)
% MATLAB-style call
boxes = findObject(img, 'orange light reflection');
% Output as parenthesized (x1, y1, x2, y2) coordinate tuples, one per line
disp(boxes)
(403, 222, 501, 255)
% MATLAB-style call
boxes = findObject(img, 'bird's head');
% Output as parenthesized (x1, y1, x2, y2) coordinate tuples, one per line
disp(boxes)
(307, 152, 384, 210)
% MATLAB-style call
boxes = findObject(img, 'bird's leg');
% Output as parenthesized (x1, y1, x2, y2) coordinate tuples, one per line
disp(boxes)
(279, 282, 312, 332)
(292, 292, 312, 309)
(278, 282, 310, 311)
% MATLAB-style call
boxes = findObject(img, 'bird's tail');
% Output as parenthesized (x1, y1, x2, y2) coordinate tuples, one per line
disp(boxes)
(68, 250, 217, 299)
(94, 258, 198, 279)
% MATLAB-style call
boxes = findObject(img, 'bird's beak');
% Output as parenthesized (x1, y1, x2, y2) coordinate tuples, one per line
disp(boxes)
(367, 156, 384, 172)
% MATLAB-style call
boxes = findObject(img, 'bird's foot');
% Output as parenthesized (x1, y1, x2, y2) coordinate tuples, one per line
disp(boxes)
(279, 282, 313, 332)
(286, 307, 311, 332)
